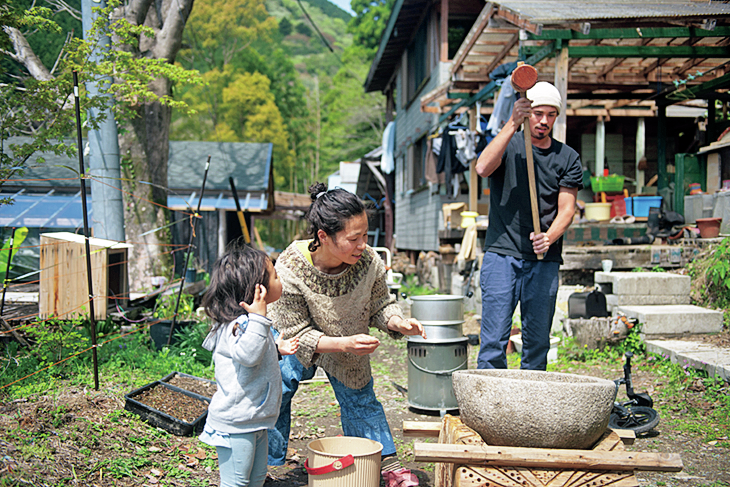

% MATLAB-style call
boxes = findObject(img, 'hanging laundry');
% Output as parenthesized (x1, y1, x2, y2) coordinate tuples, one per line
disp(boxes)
(486, 74, 517, 137)
(381, 121, 395, 174)
(454, 129, 477, 166)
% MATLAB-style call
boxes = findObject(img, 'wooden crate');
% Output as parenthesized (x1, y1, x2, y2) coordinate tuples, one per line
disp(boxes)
(40, 232, 133, 321)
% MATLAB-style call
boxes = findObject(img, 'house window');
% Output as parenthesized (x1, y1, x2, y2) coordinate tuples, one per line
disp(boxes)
(406, 18, 429, 102)
(448, 17, 475, 60)
(408, 136, 427, 190)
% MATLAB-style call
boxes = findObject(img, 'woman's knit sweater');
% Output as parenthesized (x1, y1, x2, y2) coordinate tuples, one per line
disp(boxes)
(269, 242, 403, 389)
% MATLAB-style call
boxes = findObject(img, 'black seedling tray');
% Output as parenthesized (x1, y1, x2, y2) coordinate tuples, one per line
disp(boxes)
(161, 371, 217, 399)
(124, 381, 209, 436)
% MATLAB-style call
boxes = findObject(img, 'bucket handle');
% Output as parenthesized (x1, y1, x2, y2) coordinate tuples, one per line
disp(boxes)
(408, 355, 467, 375)
(304, 455, 354, 475)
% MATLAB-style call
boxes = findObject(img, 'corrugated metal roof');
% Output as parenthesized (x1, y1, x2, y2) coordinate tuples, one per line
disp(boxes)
(496, 1, 730, 23)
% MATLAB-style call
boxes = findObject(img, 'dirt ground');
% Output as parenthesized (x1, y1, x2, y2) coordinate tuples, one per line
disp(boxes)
(1, 325, 729, 487)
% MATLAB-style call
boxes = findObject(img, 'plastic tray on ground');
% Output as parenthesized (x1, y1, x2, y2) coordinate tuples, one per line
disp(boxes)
(124, 381, 210, 436)
(161, 371, 217, 399)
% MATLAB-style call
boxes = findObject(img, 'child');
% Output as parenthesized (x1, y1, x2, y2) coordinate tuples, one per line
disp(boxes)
(200, 244, 299, 487)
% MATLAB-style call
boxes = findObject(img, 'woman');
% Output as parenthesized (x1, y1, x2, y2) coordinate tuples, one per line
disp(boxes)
(267, 182, 425, 487)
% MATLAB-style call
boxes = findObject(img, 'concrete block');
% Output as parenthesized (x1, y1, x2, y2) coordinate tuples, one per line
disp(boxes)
(595, 271, 690, 296)
(646, 339, 730, 381)
(617, 305, 723, 336)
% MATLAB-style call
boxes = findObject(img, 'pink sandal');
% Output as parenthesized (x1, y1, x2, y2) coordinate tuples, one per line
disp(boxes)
(382, 467, 419, 487)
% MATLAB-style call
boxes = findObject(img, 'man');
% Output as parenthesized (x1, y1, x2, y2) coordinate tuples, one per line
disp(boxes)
(475, 81, 583, 370)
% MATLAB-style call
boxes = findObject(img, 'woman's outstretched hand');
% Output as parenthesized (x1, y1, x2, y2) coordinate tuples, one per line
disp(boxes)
(240, 284, 268, 317)
(388, 316, 427, 339)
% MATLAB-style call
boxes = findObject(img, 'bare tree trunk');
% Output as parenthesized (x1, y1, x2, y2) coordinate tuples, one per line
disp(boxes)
(120, 77, 174, 289)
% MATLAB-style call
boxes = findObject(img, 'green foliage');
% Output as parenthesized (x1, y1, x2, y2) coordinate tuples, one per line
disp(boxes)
(400, 273, 437, 296)
(347, 0, 394, 54)
(295, 21, 313, 36)
(170, 320, 213, 365)
(0, 226, 28, 276)
(688, 236, 730, 311)
(279, 16, 293, 36)
(153, 293, 197, 321)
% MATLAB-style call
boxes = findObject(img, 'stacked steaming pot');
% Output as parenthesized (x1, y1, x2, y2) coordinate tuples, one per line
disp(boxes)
(406, 295, 469, 414)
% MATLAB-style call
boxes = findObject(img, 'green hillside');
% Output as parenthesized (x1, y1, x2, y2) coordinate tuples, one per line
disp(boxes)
(265, 0, 353, 82)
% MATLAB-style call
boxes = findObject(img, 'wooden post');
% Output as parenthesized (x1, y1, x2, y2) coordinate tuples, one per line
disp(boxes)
(553, 45, 569, 143)
(596, 116, 606, 176)
(636, 117, 646, 194)
(440, 0, 449, 61)
(469, 106, 479, 212)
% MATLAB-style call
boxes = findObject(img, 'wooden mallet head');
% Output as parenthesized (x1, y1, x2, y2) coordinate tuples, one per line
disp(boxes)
(511, 62, 538, 93)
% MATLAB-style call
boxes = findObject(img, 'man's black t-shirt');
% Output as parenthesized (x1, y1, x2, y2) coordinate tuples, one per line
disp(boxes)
(483, 131, 583, 263)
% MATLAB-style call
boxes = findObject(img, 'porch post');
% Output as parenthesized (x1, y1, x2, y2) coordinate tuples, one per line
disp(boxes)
(635, 117, 645, 194)
(469, 106, 479, 212)
(553, 45, 569, 143)
(440, 0, 449, 62)
(595, 116, 606, 177)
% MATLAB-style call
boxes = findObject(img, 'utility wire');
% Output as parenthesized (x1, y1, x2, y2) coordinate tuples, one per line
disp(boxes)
(294, 0, 365, 85)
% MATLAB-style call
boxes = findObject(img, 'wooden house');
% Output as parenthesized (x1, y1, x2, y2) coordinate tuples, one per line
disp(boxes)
(365, 0, 730, 254)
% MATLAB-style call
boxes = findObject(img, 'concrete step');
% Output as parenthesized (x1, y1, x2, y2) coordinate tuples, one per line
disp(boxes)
(645, 339, 730, 381)
(617, 304, 724, 336)
(606, 293, 690, 311)
(595, 271, 690, 296)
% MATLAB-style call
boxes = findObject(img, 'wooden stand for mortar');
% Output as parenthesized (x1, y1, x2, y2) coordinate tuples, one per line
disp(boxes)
(404, 415, 682, 487)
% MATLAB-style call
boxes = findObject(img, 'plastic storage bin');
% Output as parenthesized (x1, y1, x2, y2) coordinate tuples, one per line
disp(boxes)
(590, 175, 625, 193)
(627, 196, 662, 218)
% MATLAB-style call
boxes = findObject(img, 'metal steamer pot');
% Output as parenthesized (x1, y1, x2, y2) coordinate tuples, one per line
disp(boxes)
(406, 295, 467, 413)
(409, 294, 464, 340)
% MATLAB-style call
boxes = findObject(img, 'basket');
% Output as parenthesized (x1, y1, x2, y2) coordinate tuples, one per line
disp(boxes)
(590, 175, 625, 193)
(305, 437, 382, 487)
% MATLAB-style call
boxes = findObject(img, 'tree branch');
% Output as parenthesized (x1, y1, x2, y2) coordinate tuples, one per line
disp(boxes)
(154, 0, 195, 61)
(2, 26, 53, 81)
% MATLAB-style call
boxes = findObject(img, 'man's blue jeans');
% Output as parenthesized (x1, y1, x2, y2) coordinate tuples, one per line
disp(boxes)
(478, 252, 560, 370)
(268, 345, 396, 465)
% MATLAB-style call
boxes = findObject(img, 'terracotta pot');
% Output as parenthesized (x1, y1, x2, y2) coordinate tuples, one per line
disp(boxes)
(696, 217, 722, 238)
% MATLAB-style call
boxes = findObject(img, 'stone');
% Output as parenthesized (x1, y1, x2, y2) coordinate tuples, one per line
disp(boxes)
(618, 304, 723, 336)
(594, 271, 690, 296)
(452, 369, 615, 450)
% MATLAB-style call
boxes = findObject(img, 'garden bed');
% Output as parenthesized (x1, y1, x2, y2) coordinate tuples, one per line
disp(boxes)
(124, 381, 209, 436)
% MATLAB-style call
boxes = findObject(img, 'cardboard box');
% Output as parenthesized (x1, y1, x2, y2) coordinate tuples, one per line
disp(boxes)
(442, 202, 467, 228)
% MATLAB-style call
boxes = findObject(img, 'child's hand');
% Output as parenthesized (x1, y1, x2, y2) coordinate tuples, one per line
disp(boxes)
(240, 284, 268, 317)
(277, 336, 299, 356)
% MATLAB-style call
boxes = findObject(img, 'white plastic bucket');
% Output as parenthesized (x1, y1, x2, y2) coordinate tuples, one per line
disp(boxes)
(305, 437, 382, 487)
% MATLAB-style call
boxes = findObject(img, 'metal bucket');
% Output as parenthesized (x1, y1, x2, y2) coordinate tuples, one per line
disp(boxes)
(419, 320, 464, 340)
(407, 336, 468, 412)
(305, 437, 382, 487)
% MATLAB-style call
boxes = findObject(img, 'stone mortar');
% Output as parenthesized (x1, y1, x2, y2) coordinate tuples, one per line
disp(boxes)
(452, 369, 616, 450)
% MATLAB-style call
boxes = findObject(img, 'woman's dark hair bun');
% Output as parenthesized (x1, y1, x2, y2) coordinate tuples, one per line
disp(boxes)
(308, 182, 328, 202)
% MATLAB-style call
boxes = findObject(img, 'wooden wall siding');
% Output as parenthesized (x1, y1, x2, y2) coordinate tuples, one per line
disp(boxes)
(396, 187, 441, 251)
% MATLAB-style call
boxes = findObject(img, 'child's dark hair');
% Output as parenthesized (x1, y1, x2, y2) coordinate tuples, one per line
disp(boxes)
(306, 182, 367, 252)
(202, 241, 271, 327)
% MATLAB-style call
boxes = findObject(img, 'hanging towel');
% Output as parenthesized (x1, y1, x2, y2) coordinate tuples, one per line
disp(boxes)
(381, 121, 395, 174)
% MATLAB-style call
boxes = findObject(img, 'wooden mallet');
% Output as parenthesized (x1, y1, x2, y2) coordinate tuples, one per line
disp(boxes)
(511, 62, 543, 260)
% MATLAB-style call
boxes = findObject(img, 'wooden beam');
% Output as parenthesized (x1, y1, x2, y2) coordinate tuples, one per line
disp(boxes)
(413, 443, 683, 472)
(403, 421, 442, 438)
(527, 26, 730, 41)
(450, 3, 495, 75)
(440, 0, 448, 62)
(494, 6, 542, 36)
(469, 106, 479, 212)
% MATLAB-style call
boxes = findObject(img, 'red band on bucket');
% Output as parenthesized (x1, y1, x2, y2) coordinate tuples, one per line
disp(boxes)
(304, 455, 355, 475)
